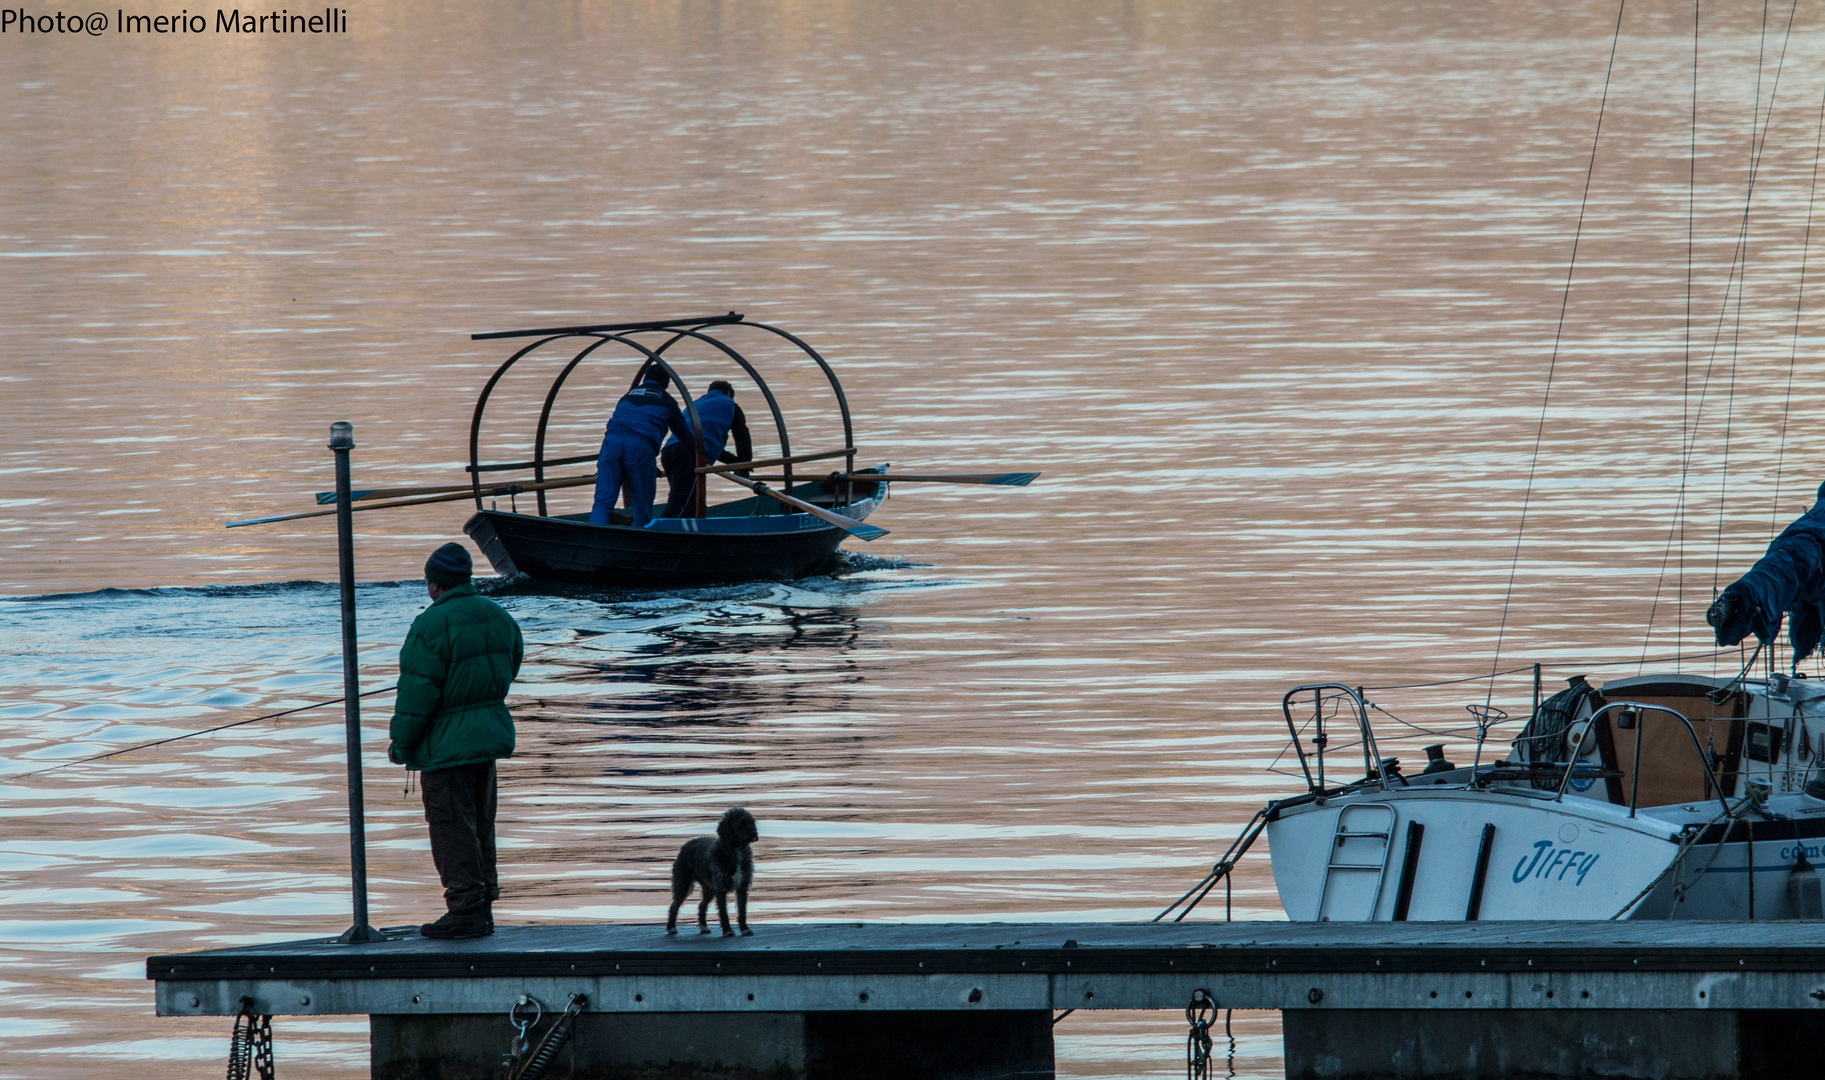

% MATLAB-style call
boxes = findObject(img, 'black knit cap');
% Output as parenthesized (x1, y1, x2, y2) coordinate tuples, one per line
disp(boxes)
(425, 542, 473, 587)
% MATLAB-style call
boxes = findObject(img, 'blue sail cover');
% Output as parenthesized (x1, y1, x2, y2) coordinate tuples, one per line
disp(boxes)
(1712, 481, 1825, 665)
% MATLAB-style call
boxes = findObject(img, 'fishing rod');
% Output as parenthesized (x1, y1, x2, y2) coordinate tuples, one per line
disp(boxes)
(0, 686, 398, 785)
(0, 635, 588, 786)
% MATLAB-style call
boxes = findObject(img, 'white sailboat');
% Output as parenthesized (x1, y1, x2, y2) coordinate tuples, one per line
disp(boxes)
(1166, 9, 1825, 926)
(1258, 664, 1825, 922)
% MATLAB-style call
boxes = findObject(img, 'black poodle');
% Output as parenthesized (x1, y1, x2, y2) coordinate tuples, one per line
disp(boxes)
(666, 806, 758, 936)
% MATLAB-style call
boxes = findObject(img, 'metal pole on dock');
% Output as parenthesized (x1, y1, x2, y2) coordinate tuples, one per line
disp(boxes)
(330, 421, 383, 945)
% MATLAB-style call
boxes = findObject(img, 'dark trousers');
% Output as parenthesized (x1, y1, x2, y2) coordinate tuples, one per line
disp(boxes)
(591, 435, 659, 526)
(660, 440, 699, 518)
(420, 760, 498, 920)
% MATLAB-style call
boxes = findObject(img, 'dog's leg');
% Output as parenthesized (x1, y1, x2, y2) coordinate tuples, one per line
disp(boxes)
(697, 890, 712, 934)
(667, 864, 690, 935)
(736, 883, 751, 936)
(716, 889, 734, 936)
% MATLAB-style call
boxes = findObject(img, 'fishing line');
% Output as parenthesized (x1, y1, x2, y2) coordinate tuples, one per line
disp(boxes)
(0, 636, 578, 786)
(0, 687, 398, 786)
(1485, 0, 1626, 710)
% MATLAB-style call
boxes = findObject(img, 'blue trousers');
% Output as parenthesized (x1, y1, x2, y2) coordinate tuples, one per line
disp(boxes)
(590, 435, 658, 526)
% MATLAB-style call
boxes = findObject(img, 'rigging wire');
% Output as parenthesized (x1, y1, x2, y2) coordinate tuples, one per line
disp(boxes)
(1484, 0, 1627, 708)
(1367, 647, 1734, 691)
(1366, 701, 1488, 740)
(1713, 0, 1795, 600)
(1641, 0, 1798, 668)
(1768, 52, 1825, 540)
(1644, 0, 1702, 669)
(1639, 483, 1696, 671)
(1683, 0, 1699, 660)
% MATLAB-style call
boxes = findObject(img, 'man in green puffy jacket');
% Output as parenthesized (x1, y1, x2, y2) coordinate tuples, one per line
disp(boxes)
(388, 542, 524, 939)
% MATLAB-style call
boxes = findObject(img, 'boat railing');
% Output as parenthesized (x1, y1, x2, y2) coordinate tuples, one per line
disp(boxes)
(1281, 684, 1385, 794)
(1554, 700, 1730, 820)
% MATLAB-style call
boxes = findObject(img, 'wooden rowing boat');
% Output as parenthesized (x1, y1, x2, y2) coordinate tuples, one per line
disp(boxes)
(225, 312, 1036, 587)
(458, 313, 906, 587)
(464, 467, 889, 587)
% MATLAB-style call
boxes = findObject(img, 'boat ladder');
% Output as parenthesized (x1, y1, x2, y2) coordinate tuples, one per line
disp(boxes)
(1316, 803, 1396, 921)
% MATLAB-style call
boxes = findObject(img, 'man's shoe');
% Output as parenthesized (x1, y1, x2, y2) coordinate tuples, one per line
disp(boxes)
(420, 913, 492, 940)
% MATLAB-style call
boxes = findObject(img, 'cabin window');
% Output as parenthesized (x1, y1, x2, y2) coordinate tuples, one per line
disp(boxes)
(1594, 676, 1745, 809)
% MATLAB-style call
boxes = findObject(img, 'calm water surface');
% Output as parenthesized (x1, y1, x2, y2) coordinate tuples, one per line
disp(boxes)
(6, 2, 1825, 1076)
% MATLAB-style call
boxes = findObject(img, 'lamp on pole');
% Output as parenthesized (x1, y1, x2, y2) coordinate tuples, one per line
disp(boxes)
(330, 421, 384, 945)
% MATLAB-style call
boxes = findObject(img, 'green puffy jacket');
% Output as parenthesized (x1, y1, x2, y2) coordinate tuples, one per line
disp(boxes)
(388, 583, 524, 771)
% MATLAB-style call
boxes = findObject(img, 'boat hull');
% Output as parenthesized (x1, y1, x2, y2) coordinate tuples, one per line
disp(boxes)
(1267, 788, 1679, 921)
(1262, 675, 1825, 921)
(463, 476, 887, 588)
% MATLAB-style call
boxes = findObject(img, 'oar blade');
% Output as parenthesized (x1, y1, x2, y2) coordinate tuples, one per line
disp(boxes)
(775, 494, 889, 541)
(846, 471, 1040, 486)
(713, 469, 888, 541)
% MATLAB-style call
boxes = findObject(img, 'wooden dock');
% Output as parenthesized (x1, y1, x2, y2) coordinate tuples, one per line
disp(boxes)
(148, 920, 1825, 1079)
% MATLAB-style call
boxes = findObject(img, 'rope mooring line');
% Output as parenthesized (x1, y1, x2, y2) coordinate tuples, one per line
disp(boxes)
(1155, 804, 1273, 923)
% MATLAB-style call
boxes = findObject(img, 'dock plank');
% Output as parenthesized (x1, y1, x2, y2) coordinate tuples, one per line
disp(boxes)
(148, 921, 1825, 1017)
(150, 920, 1825, 980)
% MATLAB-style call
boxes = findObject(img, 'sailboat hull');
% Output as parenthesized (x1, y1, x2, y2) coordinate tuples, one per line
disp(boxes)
(1268, 788, 1679, 921)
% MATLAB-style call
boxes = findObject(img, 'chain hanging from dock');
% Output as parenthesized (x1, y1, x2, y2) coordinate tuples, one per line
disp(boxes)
(499, 994, 543, 1077)
(508, 993, 588, 1080)
(226, 996, 274, 1080)
(1185, 988, 1216, 1080)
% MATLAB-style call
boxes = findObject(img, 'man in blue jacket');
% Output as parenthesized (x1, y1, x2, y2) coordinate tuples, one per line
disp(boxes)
(590, 366, 693, 527)
(660, 379, 754, 518)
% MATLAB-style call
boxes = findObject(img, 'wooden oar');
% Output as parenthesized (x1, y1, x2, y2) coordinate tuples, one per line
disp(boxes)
(857, 471, 1036, 486)
(697, 447, 855, 475)
(747, 471, 1039, 486)
(228, 475, 598, 528)
(310, 474, 599, 505)
(467, 452, 597, 475)
(318, 480, 513, 505)
(711, 471, 887, 541)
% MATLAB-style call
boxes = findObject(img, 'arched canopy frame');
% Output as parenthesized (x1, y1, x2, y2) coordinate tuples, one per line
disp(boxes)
(466, 314, 854, 522)
(528, 331, 686, 516)
(529, 329, 795, 516)
(466, 333, 706, 517)
(722, 321, 855, 460)
(719, 321, 857, 501)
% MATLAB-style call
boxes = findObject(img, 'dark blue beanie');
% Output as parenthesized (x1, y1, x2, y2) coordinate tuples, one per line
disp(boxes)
(425, 542, 472, 587)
